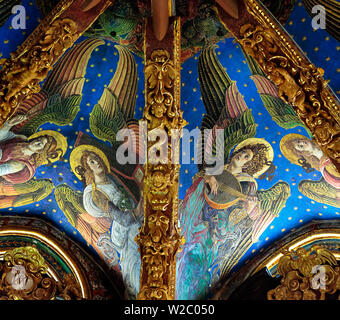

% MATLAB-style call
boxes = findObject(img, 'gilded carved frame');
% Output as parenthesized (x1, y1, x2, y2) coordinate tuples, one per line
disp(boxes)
(0, 0, 339, 300)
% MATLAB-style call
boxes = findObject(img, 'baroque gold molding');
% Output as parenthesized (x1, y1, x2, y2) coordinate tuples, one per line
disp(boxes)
(0, 227, 91, 298)
(237, 0, 340, 172)
(0, 0, 78, 125)
(0, 246, 82, 300)
(253, 229, 340, 275)
(216, 0, 340, 172)
(136, 17, 185, 300)
(267, 246, 340, 300)
(0, 0, 112, 127)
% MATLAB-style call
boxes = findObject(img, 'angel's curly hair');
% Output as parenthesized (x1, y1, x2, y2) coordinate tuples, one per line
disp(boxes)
(77, 151, 109, 187)
(229, 143, 274, 177)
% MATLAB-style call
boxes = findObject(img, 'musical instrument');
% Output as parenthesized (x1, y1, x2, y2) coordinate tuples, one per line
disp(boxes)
(204, 170, 247, 210)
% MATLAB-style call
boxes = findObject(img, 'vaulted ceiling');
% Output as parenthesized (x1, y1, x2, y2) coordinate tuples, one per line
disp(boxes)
(0, 0, 339, 300)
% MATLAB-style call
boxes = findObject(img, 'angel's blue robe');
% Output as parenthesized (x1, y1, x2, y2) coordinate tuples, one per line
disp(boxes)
(175, 174, 257, 300)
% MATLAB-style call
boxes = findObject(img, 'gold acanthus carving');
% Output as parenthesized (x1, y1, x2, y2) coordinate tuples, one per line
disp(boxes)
(144, 49, 185, 131)
(238, 0, 340, 169)
(0, 17, 79, 124)
(267, 246, 340, 300)
(137, 20, 184, 300)
(0, 246, 82, 300)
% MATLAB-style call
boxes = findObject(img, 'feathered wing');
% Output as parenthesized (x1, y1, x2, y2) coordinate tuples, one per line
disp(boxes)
(298, 177, 340, 208)
(242, 49, 312, 137)
(0, 0, 22, 27)
(89, 45, 140, 153)
(0, 178, 54, 208)
(198, 45, 257, 169)
(253, 181, 291, 241)
(220, 181, 291, 278)
(12, 38, 105, 136)
(54, 184, 86, 228)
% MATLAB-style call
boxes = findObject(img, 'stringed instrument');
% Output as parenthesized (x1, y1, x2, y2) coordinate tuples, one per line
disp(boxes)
(204, 170, 247, 210)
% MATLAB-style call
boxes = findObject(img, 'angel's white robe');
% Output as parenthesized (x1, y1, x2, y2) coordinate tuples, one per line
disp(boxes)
(83, 175, 141, 298)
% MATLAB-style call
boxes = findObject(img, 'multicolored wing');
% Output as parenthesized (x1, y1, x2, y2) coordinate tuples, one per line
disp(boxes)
(298, 177, 340, 208)
(220, 181, 291, 278)
(54, 184, 86, 228)
(0, 0, 21, 27)
(0, 178, 54, 209)
(198, 45, 256, 167)
(12, 38, 105, 136)
(242, 50, 312, 136)
(55, 183, 113, 253)
(89, 45, 140, 153)
(254, 181, 291, 241)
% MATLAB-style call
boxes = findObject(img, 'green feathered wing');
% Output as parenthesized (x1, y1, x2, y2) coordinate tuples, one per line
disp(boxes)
(89, 45, 139, 151)
(0, 178, 54, 209)
(54, 184, 86, 228)
(242, 49, 312, 136)
(298, 178, 340, 208)
(12, 38, 105, 136)
(220, 181, 291, 278)
(198, 45, 257, 169)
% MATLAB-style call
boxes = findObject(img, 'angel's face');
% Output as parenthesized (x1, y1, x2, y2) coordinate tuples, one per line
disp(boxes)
(86, 153, 104, 175)
(293, 139, 313, 154)
(231, 149, 254, 169)
(28, 136, 48, 153)
(5, 265, 34, 291)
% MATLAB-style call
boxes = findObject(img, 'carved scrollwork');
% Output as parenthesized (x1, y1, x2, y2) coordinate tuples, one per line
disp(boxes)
(144, 49, 186, 131)
(267, 245, 340, 300)
(0, 17, 79, 124)
(0, 246, 82, 300)
(238, 0, 340, 171)
(137, 18, 184, 300)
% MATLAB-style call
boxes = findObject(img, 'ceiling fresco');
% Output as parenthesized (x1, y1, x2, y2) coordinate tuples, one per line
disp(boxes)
(0, 0, 339, 300)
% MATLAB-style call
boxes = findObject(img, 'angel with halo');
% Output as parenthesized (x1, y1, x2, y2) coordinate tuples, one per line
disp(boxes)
(176, 45, 291, 299)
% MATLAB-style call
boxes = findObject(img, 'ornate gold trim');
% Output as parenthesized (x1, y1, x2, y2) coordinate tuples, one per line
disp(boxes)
(238, 0, 340, 171)
(253, 229, 340, 275)
(267, 246, 340, 300)
(0, 227, 91, 298)
(0, 246, 83, 300)
(136, 17, 185, 300)
(0, 0, 112, 127)
(216, 0, 340, 172)
(0, 0, 79, 125)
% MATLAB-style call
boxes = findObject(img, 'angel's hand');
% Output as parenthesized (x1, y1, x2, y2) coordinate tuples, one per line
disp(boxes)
(204, 175, 219, 196)
(240, 196, 258, 215)
(7, 114, 28, 127)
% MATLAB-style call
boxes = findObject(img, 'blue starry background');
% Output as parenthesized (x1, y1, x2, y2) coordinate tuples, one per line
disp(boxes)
(0, 0, 339, 285)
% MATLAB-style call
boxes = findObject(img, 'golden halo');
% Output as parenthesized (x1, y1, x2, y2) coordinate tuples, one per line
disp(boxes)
(232, 138, 274, 178)
(70, 145, 111, 181)
(28, 130, 68, 164)
(279, 133, 309, 166)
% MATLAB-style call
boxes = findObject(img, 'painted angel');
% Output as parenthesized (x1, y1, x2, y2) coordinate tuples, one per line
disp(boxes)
(0, 39, 107, 209)
(176, 45, 291, 299)
(0, 114, 67, 209)
(54, 44, 144, 299)
(280, 133, 340, 208)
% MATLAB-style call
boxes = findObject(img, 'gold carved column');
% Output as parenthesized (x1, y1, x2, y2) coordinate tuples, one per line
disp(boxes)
(136, 16, 185, 300)
(216, 0, 340, 173)
(0, 0, 112, 126)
